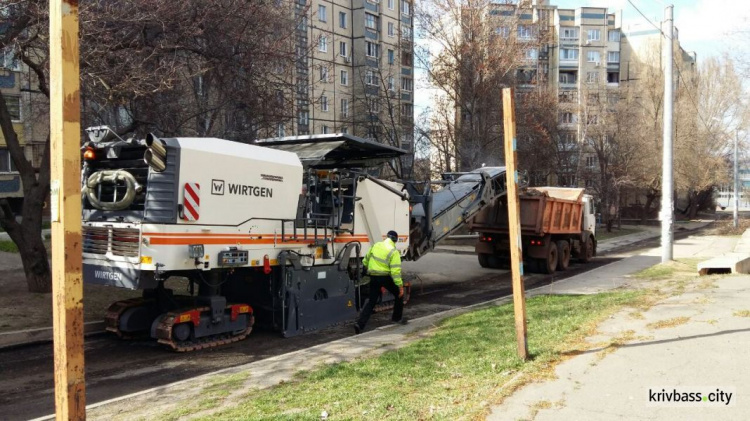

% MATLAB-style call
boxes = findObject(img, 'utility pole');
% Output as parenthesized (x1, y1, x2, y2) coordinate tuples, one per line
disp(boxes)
(50, 0, 85, 419)
(735, 129, 739, 228)
(502, 88, 528, 361)
(661, 5, 674, 263)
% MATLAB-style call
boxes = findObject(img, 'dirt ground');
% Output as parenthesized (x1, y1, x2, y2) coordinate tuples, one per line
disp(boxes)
(0, 258, 140, 333)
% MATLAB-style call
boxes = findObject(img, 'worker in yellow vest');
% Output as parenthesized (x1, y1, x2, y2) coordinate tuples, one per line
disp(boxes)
(354, 230, 407, 334)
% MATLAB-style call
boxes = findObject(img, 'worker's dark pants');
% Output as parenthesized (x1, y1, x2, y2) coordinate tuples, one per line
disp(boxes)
(356, 275, 403, 330)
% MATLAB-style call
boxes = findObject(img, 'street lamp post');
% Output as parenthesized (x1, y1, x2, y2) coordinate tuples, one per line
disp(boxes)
(734, 129, 739, 229)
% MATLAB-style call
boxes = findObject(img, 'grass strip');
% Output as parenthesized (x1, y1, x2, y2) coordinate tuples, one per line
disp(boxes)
(190, 291, 643, 420)
(0, 240, 18, 253)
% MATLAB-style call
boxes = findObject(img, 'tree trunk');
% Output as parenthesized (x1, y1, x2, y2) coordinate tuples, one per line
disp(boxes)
(18, 232, 51, 293)
(686, 191, 700, 220)
(640, 191, 657, 224)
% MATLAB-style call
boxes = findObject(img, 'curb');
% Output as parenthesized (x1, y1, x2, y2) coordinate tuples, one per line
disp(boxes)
(0, 321, 105, 350)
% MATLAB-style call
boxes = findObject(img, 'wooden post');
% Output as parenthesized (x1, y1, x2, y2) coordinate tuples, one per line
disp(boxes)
(50, 0, 85, 419)
(502, 88, 528, 361)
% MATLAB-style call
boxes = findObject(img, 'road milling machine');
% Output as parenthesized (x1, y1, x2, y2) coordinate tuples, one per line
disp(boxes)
(81, 128, 507, 351)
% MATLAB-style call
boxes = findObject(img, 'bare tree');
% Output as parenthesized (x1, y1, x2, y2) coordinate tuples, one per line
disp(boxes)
(416, 0, 546, 172)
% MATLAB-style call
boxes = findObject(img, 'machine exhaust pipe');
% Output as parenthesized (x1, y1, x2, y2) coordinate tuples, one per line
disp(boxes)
(144, 133, 167, 172)
(144, 149, 167, 172)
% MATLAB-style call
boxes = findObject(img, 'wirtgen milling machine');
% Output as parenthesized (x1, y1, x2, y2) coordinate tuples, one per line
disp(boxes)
(81, 128, 507, 351)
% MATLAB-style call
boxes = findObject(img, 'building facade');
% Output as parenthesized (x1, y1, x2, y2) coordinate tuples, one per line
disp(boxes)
(285, 0, 415, 156)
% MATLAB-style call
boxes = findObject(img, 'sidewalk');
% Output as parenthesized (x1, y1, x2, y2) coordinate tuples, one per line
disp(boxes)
(488, 232, 750, 420)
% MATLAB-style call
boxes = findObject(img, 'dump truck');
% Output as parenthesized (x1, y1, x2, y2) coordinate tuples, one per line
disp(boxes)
(80, 128, 507, 351)
(468, 187, 597, 274)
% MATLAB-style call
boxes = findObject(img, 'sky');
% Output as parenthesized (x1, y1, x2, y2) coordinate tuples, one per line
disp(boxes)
(554, 0, 750, 60)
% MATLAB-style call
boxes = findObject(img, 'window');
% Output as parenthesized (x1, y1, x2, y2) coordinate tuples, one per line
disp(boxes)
(559, 90, 577, 102)
(320, 65, 329, 82)
(341, 127, 348, 134)
(319, 36, 328, 52)
(586, 156, 596, 169)
(401, 25, 412, 39)
(607, 72, 620, 83)
(369, 98, 380, 113)
(388, 22, 395, 37)
(559, 70, 577, 84)
(340, 70, 348, 85)
(318, 5, 327, 22)
(607, 51, 619, 63)
(388, 0, 394, 9)
(1, 48, 19, 71)
(388, 76, 395, 90)
(366, 70, 377, 85)
(277, 123, 285, 137)
(365, 13, 377, 29)
(4, 96, 20, 121)
(561, 28, 577, 39)
(299, 111, 309, 125)
(341, 98, 349, 117)
(587, 29, 601, 41)
(402, 51, 412, 66)
(587, 51, 600, 63)
(401, 1, 411, 15)
(608, 30, 620, 42)
(0, 149, 16, 172)
(494, 26, 510, 37)
(388, 49, 395, 64)
(559, 112, 574, 124)
(560, 48, 578, 60)
(401, 103, 413, 117)
(339, 41, 347, 57)
(525, 48, 538, 60)
(558, 174, 576, 187)
(586, 71, 599, 83)
(401, 77, 413, 91)
(339, 11, 347, 28)
(322, 125, 330, 134)
(366, 41, 379, 57)
(517, 25, 532, 39)
(321, 95, 329, 111)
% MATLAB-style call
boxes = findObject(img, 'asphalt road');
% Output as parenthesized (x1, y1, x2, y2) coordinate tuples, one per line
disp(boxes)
(0, 234, 687, 420)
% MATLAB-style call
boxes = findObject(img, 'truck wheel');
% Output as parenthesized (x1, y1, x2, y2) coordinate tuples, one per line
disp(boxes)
(539, 242, 558, 274)
(556, 240, 571, 270)
(478, 253, 492, 268)
(579, 236, 594, 263)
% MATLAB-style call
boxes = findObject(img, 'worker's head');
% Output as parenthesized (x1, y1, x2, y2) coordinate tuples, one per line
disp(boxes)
(387, 230, 398, 243)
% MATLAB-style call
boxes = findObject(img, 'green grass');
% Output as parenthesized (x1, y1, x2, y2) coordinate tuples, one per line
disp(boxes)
(183, 291, 644, 420)
(0, 240, 18, 253)
(596, 227, 643, 242)
(633, 259, 703, 281)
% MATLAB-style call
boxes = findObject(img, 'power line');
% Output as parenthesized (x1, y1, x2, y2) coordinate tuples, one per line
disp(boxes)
(625, 0, 671, 40)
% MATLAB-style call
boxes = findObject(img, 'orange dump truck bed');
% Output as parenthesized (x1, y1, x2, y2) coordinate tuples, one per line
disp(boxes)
(468, 187, 585, 236)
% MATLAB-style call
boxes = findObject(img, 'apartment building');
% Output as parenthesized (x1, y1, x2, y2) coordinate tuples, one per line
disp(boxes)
(286, 0, 415, 153)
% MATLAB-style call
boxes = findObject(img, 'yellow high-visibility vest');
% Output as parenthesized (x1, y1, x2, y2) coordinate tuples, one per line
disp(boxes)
(363, 238, 403, 286)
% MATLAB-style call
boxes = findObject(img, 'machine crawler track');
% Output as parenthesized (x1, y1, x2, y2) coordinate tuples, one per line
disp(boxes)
(373, 282, 412, 313)
(154, 305, 254, 352)
(104, 297, 153, 338)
